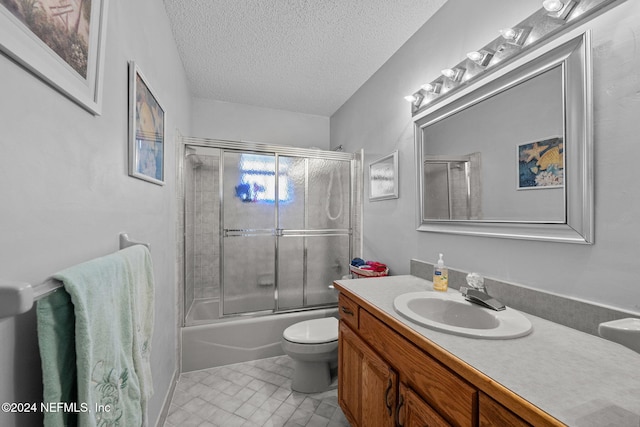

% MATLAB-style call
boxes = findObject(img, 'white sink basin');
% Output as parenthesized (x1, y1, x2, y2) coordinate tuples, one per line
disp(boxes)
(598, 318, 640, 354)
(393, 291, 533, 339)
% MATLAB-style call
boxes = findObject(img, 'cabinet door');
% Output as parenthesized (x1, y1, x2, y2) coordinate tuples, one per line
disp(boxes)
(361, 341, 397, 427)
(479, 393, 531, 427)
(339, 322, 362, 425)
(398, 383, 452, 427)
(339, 322, 397, 427)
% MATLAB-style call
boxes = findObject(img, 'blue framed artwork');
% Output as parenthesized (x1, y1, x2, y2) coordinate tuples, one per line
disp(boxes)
(128, 61, 165, 185)
(517, 137, 564, 190)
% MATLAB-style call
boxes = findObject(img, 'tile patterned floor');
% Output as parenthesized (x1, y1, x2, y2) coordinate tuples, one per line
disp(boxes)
(164, 355, 350, 427)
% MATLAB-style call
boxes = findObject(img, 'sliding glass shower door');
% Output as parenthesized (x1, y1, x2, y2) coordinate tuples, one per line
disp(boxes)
(221, 150, 352, 316)
(222, 152, 277, 315)
(276, 157, 351, 311)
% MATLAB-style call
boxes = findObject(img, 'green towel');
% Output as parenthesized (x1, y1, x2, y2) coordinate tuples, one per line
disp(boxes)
(37, 245, 155, 427)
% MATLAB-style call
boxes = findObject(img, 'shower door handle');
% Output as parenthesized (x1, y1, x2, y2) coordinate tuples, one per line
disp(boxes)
(223, 229, 276, 237)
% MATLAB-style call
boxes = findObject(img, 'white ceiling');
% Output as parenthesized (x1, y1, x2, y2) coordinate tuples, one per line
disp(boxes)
(163, 0, 448, 117)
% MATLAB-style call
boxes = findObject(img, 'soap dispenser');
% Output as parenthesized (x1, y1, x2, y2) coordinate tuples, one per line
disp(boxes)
(432, 253, 448, 292)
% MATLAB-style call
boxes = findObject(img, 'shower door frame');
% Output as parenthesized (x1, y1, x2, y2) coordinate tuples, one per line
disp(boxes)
(182, 137, 356, 320)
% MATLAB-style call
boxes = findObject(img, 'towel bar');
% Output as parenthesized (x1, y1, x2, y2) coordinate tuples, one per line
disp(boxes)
(0, 233, 149, 319)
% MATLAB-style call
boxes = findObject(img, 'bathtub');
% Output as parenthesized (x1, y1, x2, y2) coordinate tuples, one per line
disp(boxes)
(181, 304, 339, 372)
(185, 298, 221, 325)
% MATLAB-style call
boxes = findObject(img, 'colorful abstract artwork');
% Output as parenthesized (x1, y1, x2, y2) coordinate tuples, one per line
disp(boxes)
(517, 137, 564, 189)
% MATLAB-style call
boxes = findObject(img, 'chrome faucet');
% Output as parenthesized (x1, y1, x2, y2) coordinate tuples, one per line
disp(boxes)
(460, 273, 506, 311)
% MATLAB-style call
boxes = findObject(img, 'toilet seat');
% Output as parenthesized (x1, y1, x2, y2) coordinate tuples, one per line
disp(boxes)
(283, 317, 338, 344)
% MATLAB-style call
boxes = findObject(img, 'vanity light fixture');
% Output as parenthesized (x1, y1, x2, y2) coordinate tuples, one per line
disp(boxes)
(466, 50, 495, 67)
(421, 82, 442, 94)
(499, 27, 530, 46)
(543, 0, 577, 20)
(441, 68, 465, 82)
(404, 91, 424, 107)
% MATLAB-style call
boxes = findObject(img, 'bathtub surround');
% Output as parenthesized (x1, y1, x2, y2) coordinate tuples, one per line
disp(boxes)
(182, 308, 339, 372)
(410, 259, 640, 337)
(180, 139, 356, 324)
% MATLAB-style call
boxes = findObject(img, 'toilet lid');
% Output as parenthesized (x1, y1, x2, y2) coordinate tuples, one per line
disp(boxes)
(283, 317, 338, 344)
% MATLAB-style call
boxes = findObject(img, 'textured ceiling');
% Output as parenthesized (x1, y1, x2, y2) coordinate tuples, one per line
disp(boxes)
(163, 0, 448, 116)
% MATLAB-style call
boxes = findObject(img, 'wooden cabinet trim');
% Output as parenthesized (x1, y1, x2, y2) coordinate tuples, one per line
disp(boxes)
(338, 322, 362, 426)
(339, 321, 397, 427)
(338, 293, 359, 330)
(479, 392, 531, 427)
(399, 383, 452, 427)
(360, 309, 476, 427)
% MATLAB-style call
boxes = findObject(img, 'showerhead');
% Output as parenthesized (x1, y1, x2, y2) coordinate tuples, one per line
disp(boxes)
(185, 148, 204, 169)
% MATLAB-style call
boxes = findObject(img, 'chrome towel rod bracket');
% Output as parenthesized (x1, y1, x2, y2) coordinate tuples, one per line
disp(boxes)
(0, 233, 149, 319)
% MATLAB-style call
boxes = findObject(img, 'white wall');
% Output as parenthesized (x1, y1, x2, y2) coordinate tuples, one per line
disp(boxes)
(331, 0, 640, 313)
(0, 0, 191, 425)
(191, 98, 330, 149)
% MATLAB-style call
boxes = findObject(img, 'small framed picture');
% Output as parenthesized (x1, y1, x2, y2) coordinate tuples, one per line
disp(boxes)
(517, 137, 564, 190)
(128, 61, 165, 185)
(369, 151, 399, 201)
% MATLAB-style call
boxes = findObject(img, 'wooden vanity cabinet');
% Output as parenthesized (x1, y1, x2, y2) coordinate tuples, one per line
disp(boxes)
(398, 383, 451, 427)
(337, 291, 560, 427)
(479, 393, 531, 427)
(339, 321, 397, 427)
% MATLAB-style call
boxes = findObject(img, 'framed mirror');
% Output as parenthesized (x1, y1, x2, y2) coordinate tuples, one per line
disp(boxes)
(415, 32, 593, 244)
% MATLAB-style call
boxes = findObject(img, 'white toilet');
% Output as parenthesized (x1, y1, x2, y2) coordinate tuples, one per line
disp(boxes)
(281, 317, 339, 393)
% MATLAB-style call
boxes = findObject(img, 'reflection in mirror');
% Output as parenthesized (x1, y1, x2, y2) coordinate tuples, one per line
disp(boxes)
(415, 32, 593, 244)
(423, 153, 481, 220)
(422, 65, 564, 222)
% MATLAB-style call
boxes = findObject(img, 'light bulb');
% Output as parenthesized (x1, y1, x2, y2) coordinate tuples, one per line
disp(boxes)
(466, 51, 484, 62)
(420, 82, 441, 94)
(404, 92, 424, 107)
(543, 0, 576, 20)
(500, 28, 517, 40)
(441, 68, 465, 81)
(543, 0, 564, 12)
(441, 69, 456, 79)
(466, 50, 494, 67)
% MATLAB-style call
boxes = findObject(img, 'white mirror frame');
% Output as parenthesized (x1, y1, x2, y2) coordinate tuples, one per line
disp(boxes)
(415, 31, 593, 244)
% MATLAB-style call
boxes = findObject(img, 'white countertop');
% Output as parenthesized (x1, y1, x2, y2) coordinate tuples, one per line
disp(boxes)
(335, 275, 640, 427)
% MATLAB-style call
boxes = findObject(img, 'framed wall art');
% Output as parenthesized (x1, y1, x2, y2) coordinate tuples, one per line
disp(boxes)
(517, 137, 564, 190)
(128, 61, 165, 185)
(369, 150, 399, 201)
(0, 0, 109, 114)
